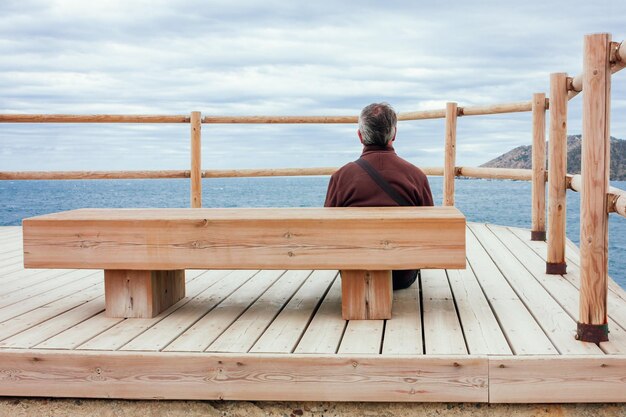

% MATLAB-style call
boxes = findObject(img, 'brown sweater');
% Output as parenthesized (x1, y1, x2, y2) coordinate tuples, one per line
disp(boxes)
(324, 145, 434, 208)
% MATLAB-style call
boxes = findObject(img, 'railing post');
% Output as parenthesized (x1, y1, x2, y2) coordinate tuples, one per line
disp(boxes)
(190, 111, 202, 208)
(546, 74, 568, 274)
(531, 93, 547, 241)
(577, 33, 612, 343)
(443, 102, 458, 206)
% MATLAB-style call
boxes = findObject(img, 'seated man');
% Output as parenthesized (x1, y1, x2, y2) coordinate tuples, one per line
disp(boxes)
(324, 102, 434, 290)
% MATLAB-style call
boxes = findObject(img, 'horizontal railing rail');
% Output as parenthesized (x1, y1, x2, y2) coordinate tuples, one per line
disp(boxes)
(0, 166, 541, 182)
(568, 40, 625, 100)
(0, 100, 541, 125)
(567, 174, 626, 218)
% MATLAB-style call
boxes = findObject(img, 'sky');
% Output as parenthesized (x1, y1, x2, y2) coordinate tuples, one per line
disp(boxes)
(1, 0, 625, 172)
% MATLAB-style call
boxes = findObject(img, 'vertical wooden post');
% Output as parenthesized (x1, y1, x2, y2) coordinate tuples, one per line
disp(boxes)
(531, 93, 547, 241)
(443, 102, 458, 206)
(340, 270, 392, 320)
(546, 73, 568, 275)
(190, 111, 202, 208)
(577, 33, 611, 343)
(104, 269, 186, 318)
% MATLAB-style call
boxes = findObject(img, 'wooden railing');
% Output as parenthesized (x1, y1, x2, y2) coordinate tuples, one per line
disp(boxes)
(0, 33, 624, 343)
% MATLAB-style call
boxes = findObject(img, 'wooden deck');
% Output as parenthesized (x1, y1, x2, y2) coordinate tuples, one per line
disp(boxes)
(0, 223, 625, 403)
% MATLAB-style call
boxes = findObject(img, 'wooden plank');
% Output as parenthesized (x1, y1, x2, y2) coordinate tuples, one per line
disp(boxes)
(78, 270, 231, 351)
(0, 263, 22, 275)
(508, 226, 626, 302)
(36, 312, 124, 350)
(546, 72, 568, 274)
(0, 350, 488, 402)
(294, 279, 346, 354)
(37, 270, 212, 350)
(207, 270, 312, 353)
(490, 356, 626, 403)
(0, 271, 102, 324)
(0, 226, 22, 236)
(504, 226, 626, 354)
(523, 240, 626, 333)
(23, 207, 466, 270)
(251, 270, 337, 354)
(338, 319, 384, 354)
(421, 269, 467, 355)
(0, 234, 21, 243)
(163, 270, 285, 352)
(0, 242, 21, 252)
(0, 296, 105, 348)
(1, 268, 75, 289)
(104, 269, 185, 318)
(447, 264, 512, 355)
(475, 224, 602, 355)
(0, 253, 21, 264)
(0, 251, 22, 263)
(0, 261, 24, 275)
(340, 270, 392, 320)
(465, 226, 557, 355)
(0, 269, 101, 309)
(381, 280, 423, 355)
(0, 283, 103, 341)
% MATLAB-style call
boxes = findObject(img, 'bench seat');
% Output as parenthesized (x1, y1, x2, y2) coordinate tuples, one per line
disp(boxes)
(23, 207, 466, 319)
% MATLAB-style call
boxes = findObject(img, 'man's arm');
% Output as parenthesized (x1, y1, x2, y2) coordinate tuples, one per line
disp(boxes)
(324, 174, 338, 207)
(422, 179, 434, 206)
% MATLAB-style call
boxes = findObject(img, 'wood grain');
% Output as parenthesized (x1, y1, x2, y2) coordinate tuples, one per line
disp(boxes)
(294, 279, 346, 354)
(80, 270, 237, 351)
(251, 270, 337, 353)
(546, 72, 568, 271)
(0, 350, 488, 402)
(457, 167, 534, 181)
(382, 280, 423, 355)
(443, 102, 458, 206)
(480, 224, 602, 355)
(579, 33, 611, 327)
(164, 270, 284, 352)
(502, 226, 626, 355)
(421, 269, 467, 355)
(465, 227, 557, 355)
(447, 264, 512, 355)
(0, 114, 190, 123)
(23, 207, 466, 270)
(207, 270, 311, 352)
(104, 270, 185, 318)
(190, 111, 202, 208)
(340, 270, 392, 320)
(531, 92, 547, 239)
(490, 356, 626, 403)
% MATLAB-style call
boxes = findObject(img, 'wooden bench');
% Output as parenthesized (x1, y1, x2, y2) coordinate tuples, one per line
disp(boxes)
(22, 207, 466, 320)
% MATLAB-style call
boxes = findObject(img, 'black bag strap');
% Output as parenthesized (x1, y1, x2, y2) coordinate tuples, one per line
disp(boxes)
(354, 158, 411, 206)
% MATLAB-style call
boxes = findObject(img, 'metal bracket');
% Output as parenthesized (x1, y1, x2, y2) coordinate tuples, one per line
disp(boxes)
(546, 262, 567, 275)
(531, 231, 546, 241)
(609, 41, 622, 63)
(576, 322, 609, 343)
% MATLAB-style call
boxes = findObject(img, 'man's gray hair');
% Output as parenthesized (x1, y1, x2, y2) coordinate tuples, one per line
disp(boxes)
(358, 102, 397, 146)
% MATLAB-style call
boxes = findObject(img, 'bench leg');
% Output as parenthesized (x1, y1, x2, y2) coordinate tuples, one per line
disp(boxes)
(104, 270, 186, 318)
(340, 270, 392, 320)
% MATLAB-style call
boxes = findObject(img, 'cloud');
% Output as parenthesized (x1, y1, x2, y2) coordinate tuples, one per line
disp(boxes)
(0, 0, 625, 172)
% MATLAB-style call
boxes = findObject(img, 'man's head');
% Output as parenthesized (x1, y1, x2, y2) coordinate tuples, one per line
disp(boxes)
(358, 102, 397, 147)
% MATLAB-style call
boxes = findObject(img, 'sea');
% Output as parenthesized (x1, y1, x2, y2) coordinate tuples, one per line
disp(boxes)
(1, 176, 624, 289)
